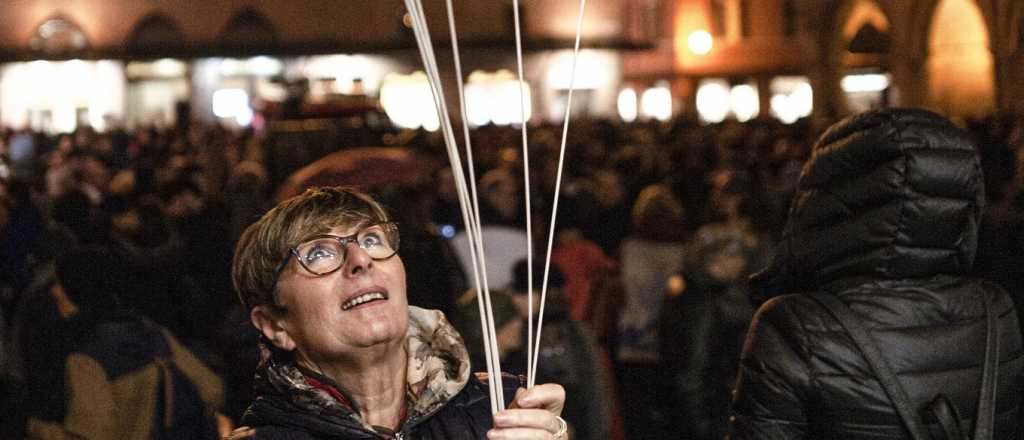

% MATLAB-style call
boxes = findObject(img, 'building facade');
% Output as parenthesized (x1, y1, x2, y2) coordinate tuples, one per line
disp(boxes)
(0, 0, 1019, 132)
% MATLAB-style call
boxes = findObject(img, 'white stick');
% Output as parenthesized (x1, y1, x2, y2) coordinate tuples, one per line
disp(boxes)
(510, 0, 536, 390)
(403, 0, 504, 411)
(530, 0, 587, 387)
(441, 0, 508, 410)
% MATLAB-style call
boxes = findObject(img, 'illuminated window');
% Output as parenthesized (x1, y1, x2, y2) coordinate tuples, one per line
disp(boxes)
(379, 71, 440, 131)
(640, 82, 673, 121)
(464, 70, 532, 127)
(770, 76, 813, 124)
(618, 88, 638, 123)
(927, 0, 994, 118)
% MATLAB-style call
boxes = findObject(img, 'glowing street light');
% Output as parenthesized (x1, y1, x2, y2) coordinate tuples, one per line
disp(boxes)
(688, 30, 713, 55)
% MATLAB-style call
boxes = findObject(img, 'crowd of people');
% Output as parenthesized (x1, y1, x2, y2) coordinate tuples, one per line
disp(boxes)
(1, 106, 1023, 439)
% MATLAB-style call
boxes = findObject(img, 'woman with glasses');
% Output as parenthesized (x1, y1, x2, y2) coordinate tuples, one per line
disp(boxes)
(229, 186, 566, 440)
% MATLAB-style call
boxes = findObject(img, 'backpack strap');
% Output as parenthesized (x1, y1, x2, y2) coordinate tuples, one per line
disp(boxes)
(810, 292, 931, 440)
(812, 290, 1000, 440)
(928, 394, 964, 440)
(971, 289, 998, 440)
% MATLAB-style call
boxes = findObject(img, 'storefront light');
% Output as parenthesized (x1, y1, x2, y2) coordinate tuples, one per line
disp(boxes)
(730, 84, 759, 122)
(770, 76, 813, 124)
(380, 71, 440, 131)
(696, 80, 730, 123)
(212, 88, 252, 126)
(2, 59, 125, 132)
(688, 30, 713, 55)
(246, 56, 283, 76)
(465, 70, 531, 127)
(153, 58, 187, 77)
(841, 73, 889, 93)
(617, 88, 638, 123)
(218, 59, 245, 76)
(640, 82, 672, 121)
(546, 50, 609, 90)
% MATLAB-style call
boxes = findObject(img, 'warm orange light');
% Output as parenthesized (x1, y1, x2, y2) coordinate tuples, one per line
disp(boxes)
(688, 30, 713, 55)
(927, 0, 994, 119)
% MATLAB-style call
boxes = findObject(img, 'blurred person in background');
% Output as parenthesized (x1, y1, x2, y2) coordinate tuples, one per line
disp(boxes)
(576, 168, 631, 256)
(614, 183, 687, 440)
(450, 167, 529, 291)
(24, 246, 226, 440)
(458, 259, 617, 440)
(659, 228, 759, 440)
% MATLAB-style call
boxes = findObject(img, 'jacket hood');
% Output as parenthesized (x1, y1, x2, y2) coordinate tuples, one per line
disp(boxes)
(751, 108, 984, 299)
(243, 306, 471, 436)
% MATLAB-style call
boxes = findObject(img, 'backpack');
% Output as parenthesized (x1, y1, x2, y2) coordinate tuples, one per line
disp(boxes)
(153, 356, 219, 440)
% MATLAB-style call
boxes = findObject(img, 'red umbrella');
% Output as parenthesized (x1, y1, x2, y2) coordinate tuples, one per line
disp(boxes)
(274, 146, 441, 202)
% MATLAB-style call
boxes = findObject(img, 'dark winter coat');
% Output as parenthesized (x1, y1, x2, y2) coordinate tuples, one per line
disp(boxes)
(730, 108, 1024, 439)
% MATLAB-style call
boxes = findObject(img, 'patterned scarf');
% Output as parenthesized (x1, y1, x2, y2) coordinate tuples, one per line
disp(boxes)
(252, 306, 472, 432)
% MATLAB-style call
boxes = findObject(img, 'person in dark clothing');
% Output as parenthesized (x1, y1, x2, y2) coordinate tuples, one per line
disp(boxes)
(229, 186, 566, 439)
(458, 260, 617, 440)
(730, 108, 1024, 439)
(24, 246, 225, 439)
(660, 227, 758, 440)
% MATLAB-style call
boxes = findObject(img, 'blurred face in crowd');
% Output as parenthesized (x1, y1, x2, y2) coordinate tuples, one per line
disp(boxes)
(267, 222, 409, 364)
(165, 189, 203, 219)
(78, 156, 111, 192)
(483, 170, 520, 221)
(592, 170, 624, 208)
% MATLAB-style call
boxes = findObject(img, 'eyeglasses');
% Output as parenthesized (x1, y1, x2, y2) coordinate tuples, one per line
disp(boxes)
(273, 222, 400, 282)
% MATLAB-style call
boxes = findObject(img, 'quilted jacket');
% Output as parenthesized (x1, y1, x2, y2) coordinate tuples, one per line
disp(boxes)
(730, 108, 1024, 439)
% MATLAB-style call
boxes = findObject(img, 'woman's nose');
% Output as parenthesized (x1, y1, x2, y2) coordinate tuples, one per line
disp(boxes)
(343, 243, 373, 276)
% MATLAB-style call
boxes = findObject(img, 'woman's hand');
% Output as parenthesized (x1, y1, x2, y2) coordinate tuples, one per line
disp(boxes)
(489, 383, 567, 439)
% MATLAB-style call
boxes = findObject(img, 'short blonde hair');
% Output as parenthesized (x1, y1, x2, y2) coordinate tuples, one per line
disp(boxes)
(232, 186, 391, 310)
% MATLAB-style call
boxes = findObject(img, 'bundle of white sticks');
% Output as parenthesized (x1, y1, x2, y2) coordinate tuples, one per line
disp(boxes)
(402, 0, 588, 414)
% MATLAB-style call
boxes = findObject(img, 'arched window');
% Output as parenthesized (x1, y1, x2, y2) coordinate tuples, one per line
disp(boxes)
(29, 15, 88, 55)
(127, 13, 185, 55)
(848, 22, 890, 53)
(220, 7, 278, 48)
(927, 0, 994, 118)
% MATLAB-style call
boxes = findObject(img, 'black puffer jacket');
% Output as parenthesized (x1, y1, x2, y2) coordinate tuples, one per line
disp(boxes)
(731, 109, 1024, 439)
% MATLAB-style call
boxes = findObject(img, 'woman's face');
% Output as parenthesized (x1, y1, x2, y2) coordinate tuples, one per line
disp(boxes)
(274, 224, 409, 362)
